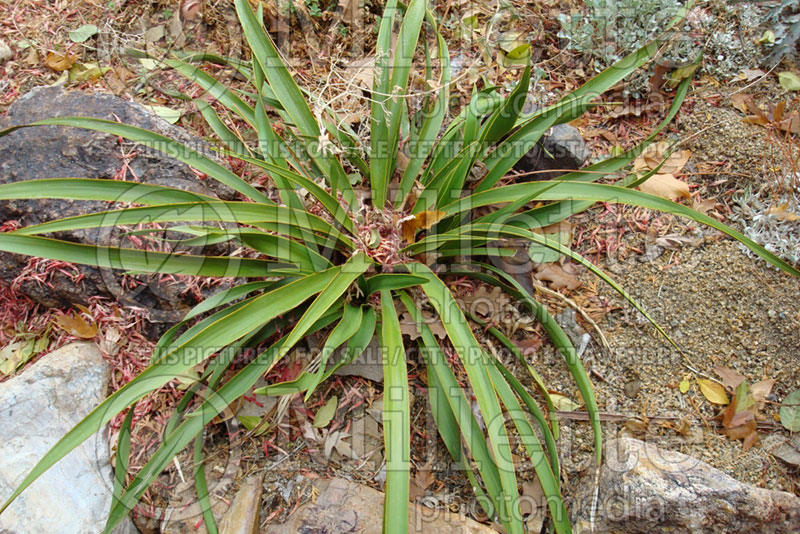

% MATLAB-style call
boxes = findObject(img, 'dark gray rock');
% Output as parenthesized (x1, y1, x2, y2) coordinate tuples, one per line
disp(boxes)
(0, 86, 240, 330)
(513, 99, 590, 181)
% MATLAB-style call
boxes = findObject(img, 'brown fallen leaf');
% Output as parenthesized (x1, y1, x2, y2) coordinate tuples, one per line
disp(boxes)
(345, 56, 376, 92)
(743, 114, 770, 127)
(779, 112, 800, 134)
(338, 0, 359, 23)
(713, 366, 747, 390)
(398, 310, 447, 340)
(401, 210, 446, 243)
(766, 202, 800, 221)
(637, 173, 690, 201)
(519, 477, 546, 516)
(23, 48, 40, 66)
(724, 419, 759, 450)
(534, 263, 580, 291)
(409, 459, 436, 501)
(730, 93, 752, 114)
(45, 51, 78, 72)
(549, 393, 581, 411)
(765, 434, 800, 468)
(638, 140, 669, 170)
(720, 381, 762, 451)
(738, 69, 765, 82)
(693, 197, 716, 215)
(642, 149, 691, 175)
(513, 336, 543, 356)
(751, 378, 775, 412)
(53, 309, 98, 339)
(534, 219, 573, 236)
(457, 286, 510, 321)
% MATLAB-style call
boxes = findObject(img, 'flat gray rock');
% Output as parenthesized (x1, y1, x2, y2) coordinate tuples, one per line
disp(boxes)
(571, 437, 800, 534)
(0, 342, 136, 534)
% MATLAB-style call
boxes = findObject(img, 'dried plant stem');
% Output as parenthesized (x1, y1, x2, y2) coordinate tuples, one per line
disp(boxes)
(532, 281, 612, 354)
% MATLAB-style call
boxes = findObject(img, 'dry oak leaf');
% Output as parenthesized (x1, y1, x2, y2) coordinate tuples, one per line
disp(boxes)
(751, 378, 775, 411)
(738, 69, 765, 82)
(409, 459, 436, 501)
(730, 93, 753, 114)
(398, 311, 446, 341)
(693, 197, 717, 215)
(535, 263, 581, 291)
(721, 381, 760, 450)
(514, 336, 543, 356)
(401, 210, 446, 243)
(637, 173, 690, 201)
(345, 56, 376, 92)
(457, 286, 510, 321)
(181, 0, 203, 21)
(778, 112, 800, 134)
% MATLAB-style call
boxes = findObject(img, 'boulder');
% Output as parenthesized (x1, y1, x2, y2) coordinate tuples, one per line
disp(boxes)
(570, 437, 800, 534)
(513, 99, 590, 181)
(0, 86, 239, 328)
(0, 342, 137, 534)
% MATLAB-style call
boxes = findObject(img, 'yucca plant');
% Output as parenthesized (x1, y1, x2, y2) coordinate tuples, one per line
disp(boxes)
(0, 1, 798, 533)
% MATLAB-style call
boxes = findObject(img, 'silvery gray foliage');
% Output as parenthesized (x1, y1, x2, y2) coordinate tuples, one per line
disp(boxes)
(557, 1, 765, 96)
(730, 185, 800, 267)
(557, 0, 684, 68)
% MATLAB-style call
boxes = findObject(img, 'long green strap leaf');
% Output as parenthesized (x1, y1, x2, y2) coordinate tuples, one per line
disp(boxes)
(406, 263, 523, 533)
(397, 292, 506, 526)
(229, 151, 356, 235)
(254, 307, 376, 396)
(478, 74, 693, 227)
(165, 58, 256, 126)
(371, 0, 426, 207)
(0, 269, 340, 517)
(14, 200, 352, 249)
(379, 290, 410, 534)
(444, 182, 800, 277)
(263, 252, 371, 377)
(473, 261, 602, 464)
(0, 234, 291, 277)
(193, 434, 218, 534)
(466, 310, 559, 447)
(486, 362, 571, 534)
(370, 0, 399, 207)
(362, 273, 429, 295)
(304, 303, 363, 400)
(0, 178, 216, 205)
(234, 0, 354, 205)
(396, 9, 451, 207)
(476, 40, 660, 191)
(104, 309, 344, 531)
(0, 118, 272, 204)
